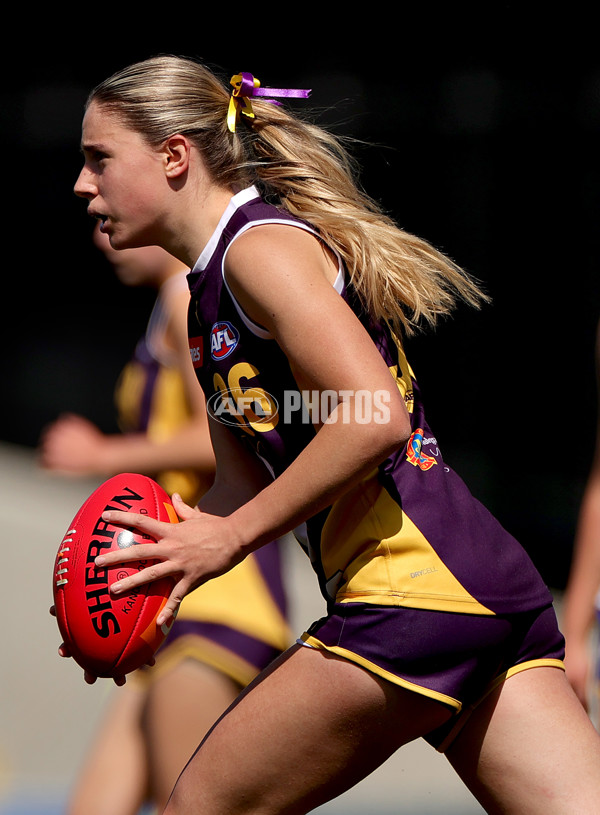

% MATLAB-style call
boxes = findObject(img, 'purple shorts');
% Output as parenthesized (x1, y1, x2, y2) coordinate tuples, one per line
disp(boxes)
(300, 601, 565, 751)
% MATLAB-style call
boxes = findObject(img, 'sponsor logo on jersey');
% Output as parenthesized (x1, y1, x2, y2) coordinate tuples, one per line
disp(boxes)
(406, 428, 437, 471)
(188, 336, 204, 369)
(210, 321, 240, 360)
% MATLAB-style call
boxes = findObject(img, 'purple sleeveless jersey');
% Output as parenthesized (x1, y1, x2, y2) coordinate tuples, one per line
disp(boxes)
(187, 187, 553, 616)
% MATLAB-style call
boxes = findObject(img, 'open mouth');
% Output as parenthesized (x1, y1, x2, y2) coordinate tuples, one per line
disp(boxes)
(88, 207, 108, 226)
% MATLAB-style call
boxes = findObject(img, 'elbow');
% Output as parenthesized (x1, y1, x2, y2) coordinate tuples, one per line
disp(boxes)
(329, 390, 411, 464)
(363, 396, 412, 463)
(380, 412, 412, 460)
(386, 389, 412, 446)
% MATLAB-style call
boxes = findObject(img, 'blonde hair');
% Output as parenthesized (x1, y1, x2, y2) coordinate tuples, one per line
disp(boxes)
(88, 55, 488, 335)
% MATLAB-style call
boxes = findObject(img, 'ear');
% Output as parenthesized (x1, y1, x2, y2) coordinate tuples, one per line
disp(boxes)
(163, 134, 191, 179)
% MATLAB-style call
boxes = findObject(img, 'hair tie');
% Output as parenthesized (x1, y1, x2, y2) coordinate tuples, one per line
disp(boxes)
(227, 72, 311, 133)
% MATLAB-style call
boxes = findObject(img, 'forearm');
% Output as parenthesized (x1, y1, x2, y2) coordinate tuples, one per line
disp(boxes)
(97, 423, 215, 477)
(230, 403, 409, 554)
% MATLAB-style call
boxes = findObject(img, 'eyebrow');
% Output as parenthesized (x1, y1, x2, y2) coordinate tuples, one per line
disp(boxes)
(80, 141, 106, 154)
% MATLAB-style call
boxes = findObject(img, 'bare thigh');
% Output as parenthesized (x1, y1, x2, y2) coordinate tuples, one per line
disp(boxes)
(447, 666, 600, 814)
(143, 660, 240, 810)
(164, 643, 454, 815)
(68, 684, 147, 815)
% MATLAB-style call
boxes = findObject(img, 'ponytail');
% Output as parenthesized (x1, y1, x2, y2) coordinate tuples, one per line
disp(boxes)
(89, 55, 488, 334)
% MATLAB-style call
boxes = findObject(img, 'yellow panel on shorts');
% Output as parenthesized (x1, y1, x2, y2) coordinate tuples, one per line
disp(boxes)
(176, 554, 292, 651)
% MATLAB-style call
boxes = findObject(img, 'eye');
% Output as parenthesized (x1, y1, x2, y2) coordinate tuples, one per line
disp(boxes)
(92, 150, 108, 166)
(82, 147, 109, 169)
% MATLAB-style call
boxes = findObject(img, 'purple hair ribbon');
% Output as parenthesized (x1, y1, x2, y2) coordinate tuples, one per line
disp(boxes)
(227, 72, 311, 132)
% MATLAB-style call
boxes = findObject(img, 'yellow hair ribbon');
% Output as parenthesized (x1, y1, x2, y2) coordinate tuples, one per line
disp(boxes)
(228, 72, 261, 133)
(227, 72, 311, 133)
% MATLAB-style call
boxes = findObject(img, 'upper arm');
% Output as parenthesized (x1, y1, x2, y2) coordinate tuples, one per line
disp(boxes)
(224, 225, 410, 429)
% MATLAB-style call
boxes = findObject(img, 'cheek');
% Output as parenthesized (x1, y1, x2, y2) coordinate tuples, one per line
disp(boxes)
(117, 185, 165, 248)
(119, 180, 162, 227)
(115, 157, 163, 209)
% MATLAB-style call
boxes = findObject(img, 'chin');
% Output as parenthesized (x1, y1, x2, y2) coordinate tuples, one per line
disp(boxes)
(109, 234, 140, 251)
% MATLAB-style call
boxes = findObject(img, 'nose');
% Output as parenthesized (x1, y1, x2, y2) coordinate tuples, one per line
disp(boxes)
(74, 165, 96, 199)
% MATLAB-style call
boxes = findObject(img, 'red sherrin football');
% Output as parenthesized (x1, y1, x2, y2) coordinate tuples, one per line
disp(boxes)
(52, 473, 178, 678)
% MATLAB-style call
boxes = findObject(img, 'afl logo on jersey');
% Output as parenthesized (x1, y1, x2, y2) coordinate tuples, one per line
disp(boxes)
(210, 321, 240, 360)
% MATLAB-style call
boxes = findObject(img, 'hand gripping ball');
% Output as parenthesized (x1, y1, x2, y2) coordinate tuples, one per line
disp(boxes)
(52, 473, 177, 678)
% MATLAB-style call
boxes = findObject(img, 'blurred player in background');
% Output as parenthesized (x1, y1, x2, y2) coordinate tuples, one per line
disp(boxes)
(41, 222, 214, 498)
(562, 321, 600, 719)
(40, 224, 291, 815)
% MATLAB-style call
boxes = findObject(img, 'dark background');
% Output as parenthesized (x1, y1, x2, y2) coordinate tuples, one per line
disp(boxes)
(2, 11, 599, 589)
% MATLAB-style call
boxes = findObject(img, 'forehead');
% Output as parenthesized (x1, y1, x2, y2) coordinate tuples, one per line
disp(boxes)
(80, 101, 147, 153)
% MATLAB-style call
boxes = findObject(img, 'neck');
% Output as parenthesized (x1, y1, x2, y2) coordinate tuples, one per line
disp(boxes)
(162, 184, 236, 268)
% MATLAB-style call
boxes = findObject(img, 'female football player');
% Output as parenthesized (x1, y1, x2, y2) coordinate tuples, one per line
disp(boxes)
(70, 55, 600, 814)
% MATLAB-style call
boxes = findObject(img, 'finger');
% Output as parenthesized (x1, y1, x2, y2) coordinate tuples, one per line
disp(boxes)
(95, 542, 170, 569)
(49, 605, 56, 617)
(171, 493, 199, 521)
(156, 581, 189, 627)
(108, 559, 177, 596)
(101, 509, 171, 538)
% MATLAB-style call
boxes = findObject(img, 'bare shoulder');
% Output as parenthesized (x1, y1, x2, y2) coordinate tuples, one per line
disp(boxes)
(224, 222, 339, 330)
(226, 223, 338, 286)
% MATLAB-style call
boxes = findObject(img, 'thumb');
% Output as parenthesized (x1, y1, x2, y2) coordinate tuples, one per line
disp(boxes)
(170, 493, 199, 521)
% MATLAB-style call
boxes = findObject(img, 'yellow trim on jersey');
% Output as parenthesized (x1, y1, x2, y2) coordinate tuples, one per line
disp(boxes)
(388, 325, 415, 412)
(321, 473, 495, 615)
(176, 554, 292, 652)
(300, 633, 461, 711)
